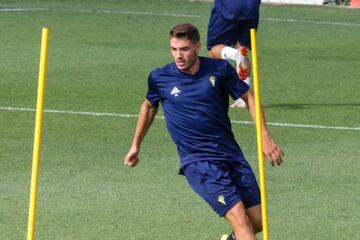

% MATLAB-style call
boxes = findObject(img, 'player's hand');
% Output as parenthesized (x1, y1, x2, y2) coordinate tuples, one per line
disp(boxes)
(124, 147, 140, 167)
(262, 134, 284, 166)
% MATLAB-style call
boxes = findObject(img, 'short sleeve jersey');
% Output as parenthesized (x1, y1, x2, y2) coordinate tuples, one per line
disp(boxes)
(146, 57, 249, 171)
(213, 0, 261, 20)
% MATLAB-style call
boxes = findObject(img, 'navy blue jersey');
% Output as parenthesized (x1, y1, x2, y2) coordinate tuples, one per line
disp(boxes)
(213, 0, 261, 20)
(146, 57, 249, 171)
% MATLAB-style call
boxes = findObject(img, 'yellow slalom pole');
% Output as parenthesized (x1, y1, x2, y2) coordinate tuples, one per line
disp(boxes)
(250, 28, 269, 240)
(27, 28, 49, 240)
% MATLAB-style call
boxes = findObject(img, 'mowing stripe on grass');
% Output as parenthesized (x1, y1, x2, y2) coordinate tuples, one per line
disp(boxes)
(1, 106, 359, 131)
(1, 8, 360, 27)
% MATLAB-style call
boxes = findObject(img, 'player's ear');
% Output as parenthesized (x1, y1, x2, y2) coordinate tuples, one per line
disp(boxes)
(195, 41, 201, 54)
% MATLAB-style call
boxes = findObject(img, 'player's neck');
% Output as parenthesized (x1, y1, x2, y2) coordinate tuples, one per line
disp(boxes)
(181, 58, 200, 75)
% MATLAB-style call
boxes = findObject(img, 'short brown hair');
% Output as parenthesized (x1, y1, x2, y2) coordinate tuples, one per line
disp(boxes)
(169, 23, 200, 44)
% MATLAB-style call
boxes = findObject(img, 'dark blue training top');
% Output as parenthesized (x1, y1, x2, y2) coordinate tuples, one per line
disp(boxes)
(146, 57, 249, 171)
(213, 0, 261, 20)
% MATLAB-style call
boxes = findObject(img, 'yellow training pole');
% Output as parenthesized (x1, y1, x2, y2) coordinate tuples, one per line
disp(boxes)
(250, 28, 269, 240)
(27, 28, 49, 240)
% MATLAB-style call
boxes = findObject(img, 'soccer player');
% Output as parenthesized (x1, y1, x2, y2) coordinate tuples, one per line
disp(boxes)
(124, 23, 283, 240)
(207, 0, 261, 108)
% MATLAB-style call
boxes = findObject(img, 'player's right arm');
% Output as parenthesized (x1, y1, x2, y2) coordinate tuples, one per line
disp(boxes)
(124, 99, 158, 167)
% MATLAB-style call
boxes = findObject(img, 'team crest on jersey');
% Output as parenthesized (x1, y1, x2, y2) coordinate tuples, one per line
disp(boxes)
(209, 76, 216, 87)
(170, 86, 181, 97)
(218, 195, 226, 205)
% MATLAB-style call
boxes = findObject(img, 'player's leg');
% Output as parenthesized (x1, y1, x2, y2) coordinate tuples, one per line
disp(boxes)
(221, 204, 262, 239)
(246, 204, 262, 234)
(207, 37, 240, 63)
(224, 202, 257, 240)
(208, 44, 227, 59)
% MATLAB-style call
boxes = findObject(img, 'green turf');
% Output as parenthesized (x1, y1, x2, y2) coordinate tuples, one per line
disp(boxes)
(0, 1, 359, 239)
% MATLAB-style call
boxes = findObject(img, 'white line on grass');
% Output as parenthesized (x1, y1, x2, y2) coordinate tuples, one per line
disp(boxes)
(0, 7, 202, 18)
(0, 8, 48, 12)
(1, 7, 360, 27)
(1, 106, 359, 132)
(263, 17, 360, 27)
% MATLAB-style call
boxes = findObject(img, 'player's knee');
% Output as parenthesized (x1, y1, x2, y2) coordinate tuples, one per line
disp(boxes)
(226, 202, 260, 234)
(235, 212, 253, 230)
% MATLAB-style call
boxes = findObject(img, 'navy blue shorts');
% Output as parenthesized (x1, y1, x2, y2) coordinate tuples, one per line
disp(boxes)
(183, 160, 260, 217)
(207, 9, 259, 50)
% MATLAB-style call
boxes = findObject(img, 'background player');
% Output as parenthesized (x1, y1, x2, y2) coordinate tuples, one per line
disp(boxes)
(207, 0, 261, 108)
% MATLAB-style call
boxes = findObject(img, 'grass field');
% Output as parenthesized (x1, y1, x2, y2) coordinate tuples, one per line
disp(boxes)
(1, 1, 360, 239)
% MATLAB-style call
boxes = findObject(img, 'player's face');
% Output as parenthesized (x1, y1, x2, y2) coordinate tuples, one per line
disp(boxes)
(170, 37, 200, 74)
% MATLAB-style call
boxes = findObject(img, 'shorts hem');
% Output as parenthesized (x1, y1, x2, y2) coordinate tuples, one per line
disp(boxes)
(244, 201, 261, 210)
(218, 198, 242, 218)
(218, 199, 261, 218)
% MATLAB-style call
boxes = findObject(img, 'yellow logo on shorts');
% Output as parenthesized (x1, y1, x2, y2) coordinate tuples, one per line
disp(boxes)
(218, 195, 226, 205)
(209, 76, 215, 87)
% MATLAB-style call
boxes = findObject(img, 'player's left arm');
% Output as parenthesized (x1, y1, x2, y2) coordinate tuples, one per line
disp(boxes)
(241, 89, 284, 166)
